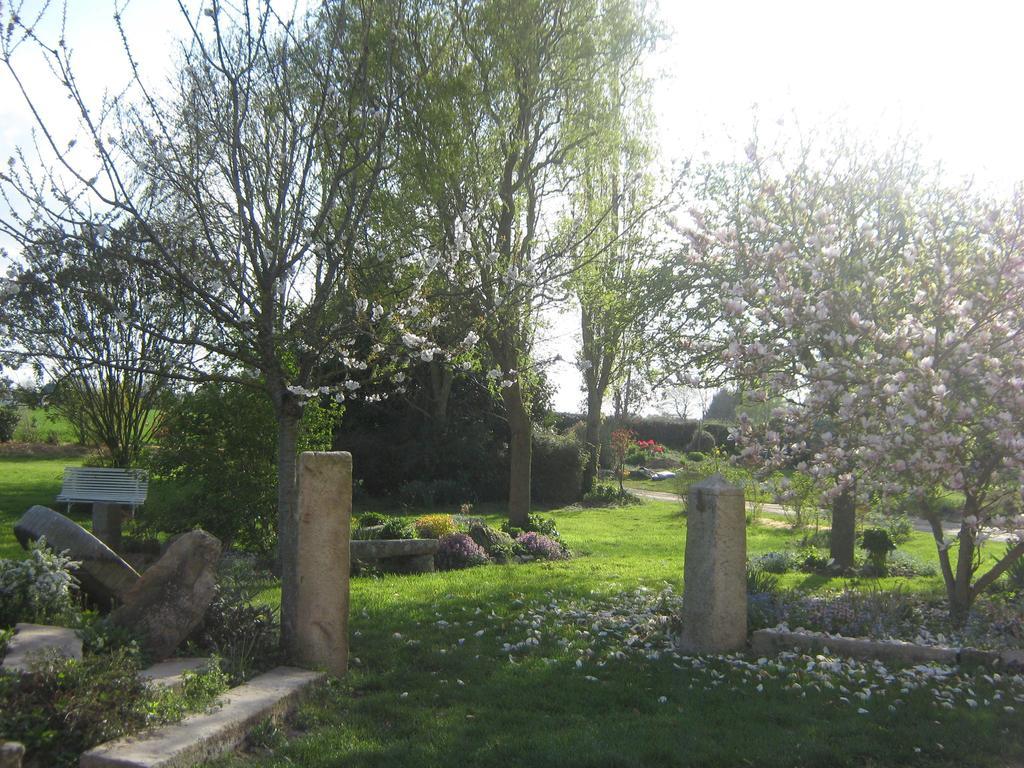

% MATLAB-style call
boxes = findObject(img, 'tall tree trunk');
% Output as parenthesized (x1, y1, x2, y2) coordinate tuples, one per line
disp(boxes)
(503, 383, 532, 528)
(273, 391, 304, 658)
(830, 488, 856, 570)
(581, 391, 602, 495)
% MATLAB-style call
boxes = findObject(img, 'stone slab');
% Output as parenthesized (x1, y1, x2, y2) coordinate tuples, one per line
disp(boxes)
(678, 474, 747, 653)
(139, 658, 212, 691)
(0, 623, 82, 675)
(350, 539, 438, 558)
(1001, 649, 1024, 669)
(293, 452, 351, 676)
(14, 505, 140, 607)
(79, 666, 325, 768)
(751, 629, 958, 665)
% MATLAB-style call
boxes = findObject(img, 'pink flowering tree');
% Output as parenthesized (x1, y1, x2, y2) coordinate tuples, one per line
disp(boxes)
(684, 131, 1024, 623)
(679, 131, 926, 569)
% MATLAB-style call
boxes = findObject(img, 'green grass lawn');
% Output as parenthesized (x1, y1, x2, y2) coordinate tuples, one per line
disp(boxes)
(0, 455, 88, 558)
(2, 457, 1020, 766)
(13, 408, 82, 444)
(214, 502, 1018, 768)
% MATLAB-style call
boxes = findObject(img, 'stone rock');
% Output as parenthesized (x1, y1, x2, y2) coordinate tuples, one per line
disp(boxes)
(14, 505, 140, 607)
(0, 623, 83, 676)
(110, 530, 221, 660)
(350, 538, 438, 574)
(0, 742, 24, 768)
(292, 452, 352, 676)
(678, 474, 747, 654)
(467, 523, 513, 551)
(751, 629, 959, 665)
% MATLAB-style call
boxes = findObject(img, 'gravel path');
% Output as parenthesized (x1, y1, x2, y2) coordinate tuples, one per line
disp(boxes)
(627, 487, 1011, 542)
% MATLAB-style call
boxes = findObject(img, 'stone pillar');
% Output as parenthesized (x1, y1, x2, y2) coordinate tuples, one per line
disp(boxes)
(0, 742, 25, 768)
(679, 474, 747, 653)
(92, 503, 128, 552)
(292, 451, 352, 676)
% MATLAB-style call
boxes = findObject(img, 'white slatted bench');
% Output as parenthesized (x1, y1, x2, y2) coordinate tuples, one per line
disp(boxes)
(55, 467, 149, 512)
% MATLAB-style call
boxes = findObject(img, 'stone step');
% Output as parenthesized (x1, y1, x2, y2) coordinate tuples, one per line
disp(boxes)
(139, 658, 211, 692)
(1, 623, 82, 675)
(79, 666, 324, 768)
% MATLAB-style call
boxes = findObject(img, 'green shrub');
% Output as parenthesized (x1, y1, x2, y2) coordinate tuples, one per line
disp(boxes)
(413, 514, 458, 539)
(686, 429, 716, 453)
(0, 649, 226, 768)
(1005, 541, 1024, 593)
(398, 479, 471, 508)
(581, 483, 636, 508)
(379, 517, 416, 540)
(0, 404, 20, 442)
(358, 512, 388, 528)
(749, 550, 797, 574)
(531, 430, 585, 505)
(77, 616, 142, 657)
(502, 513, 559, 540)
(861, 528, 897, 575)
(188, 584, 280, 685)
(685, 451, 705, 462)
(746, 566, 780, 594)
(0, 538, 79, 628)
(143, 380, 340, 552)
(869, 550, 936, 578)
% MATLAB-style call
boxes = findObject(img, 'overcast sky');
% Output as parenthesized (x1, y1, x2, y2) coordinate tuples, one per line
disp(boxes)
(3, 1, 1023, 412)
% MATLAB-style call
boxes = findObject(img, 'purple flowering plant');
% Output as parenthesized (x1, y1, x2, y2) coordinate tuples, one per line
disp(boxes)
(516, 531, 568, 561)
(435, 533, 489, 570)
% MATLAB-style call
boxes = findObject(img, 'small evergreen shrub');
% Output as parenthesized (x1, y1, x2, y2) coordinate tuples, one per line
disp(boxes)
(0, 404, 20, 442)
(414, 514, 458, 539)
(686, 429, 716, 453)
(861, 528, 897, 575)
(435, 533, 489, 570)
(502, 513, 559, 540)
(531, 430, 585, 505)
(0, 538, 79, 628)
(685, 451, 705, 462)
(581, 483, 636, 507)
(515, 532, 568, 561)
(379, 518, 416, 540)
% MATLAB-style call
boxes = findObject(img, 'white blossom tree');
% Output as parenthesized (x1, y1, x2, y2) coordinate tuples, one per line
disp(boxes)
(688, 131, 1024, 622)
(0, 0, 449, 654)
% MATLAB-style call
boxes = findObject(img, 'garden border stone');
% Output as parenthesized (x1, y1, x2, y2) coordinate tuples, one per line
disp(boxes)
(751, 628, 1024, 669)
(79, 666, 324, 768)
(0, 623, 82, 675)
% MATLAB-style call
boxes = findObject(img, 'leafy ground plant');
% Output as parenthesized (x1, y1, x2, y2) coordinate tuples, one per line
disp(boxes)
(0, 650, 227, 767)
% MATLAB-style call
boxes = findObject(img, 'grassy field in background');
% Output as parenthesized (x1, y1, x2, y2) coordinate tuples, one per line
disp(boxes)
(0, 455, 88, 558)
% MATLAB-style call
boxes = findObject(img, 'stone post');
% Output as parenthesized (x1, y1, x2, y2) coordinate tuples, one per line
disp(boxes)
(679, 474, 747, 653)
(92, 503, 128, 552)
(292, 451, 352, 676)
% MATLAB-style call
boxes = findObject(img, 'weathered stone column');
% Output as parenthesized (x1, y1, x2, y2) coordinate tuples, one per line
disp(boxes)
(92, 503, 128, 552)
(679, 474, 747, 653)
(291, 451, 352, 676)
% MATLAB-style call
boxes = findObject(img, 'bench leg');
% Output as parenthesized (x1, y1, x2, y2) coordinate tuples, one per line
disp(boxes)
(92, 503, 128, 552)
